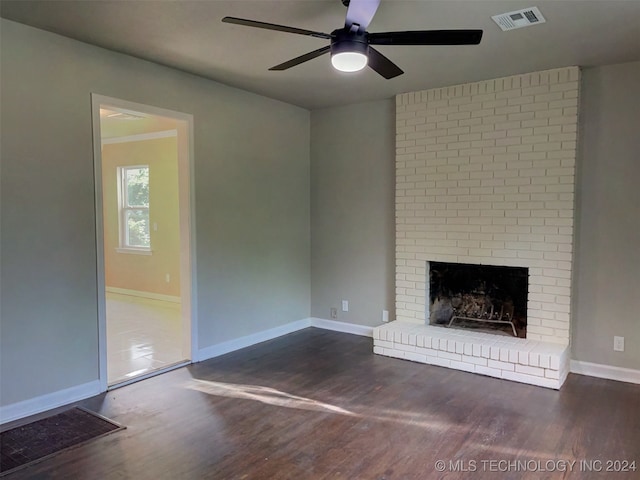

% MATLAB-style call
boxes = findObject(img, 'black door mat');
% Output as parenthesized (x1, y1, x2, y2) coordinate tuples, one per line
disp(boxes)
(0, 406, 124, 476)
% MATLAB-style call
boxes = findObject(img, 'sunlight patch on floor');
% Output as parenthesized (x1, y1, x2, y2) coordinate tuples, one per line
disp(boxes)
(187, 380, 357, 416)
(187, 379, 468, 433)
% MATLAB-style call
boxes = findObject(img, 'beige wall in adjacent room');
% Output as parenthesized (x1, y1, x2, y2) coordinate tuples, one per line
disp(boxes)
(310, 100, 396, 326)
(102, 136, 181, 297)
(572, 61, 640, 370)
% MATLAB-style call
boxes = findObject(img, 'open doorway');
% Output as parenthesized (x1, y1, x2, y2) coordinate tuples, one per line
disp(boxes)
(91, 95, 196, 388)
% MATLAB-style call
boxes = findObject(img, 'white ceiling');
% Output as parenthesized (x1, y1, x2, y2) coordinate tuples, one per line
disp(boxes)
(2, 0, 639, 109)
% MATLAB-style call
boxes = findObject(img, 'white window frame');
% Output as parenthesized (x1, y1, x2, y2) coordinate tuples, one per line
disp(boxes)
(116, 164, 152, 255)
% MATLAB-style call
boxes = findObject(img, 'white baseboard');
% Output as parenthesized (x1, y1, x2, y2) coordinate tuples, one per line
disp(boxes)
(197, 317, 375, 362)
(310, 318, 374, 337)
(0, 380, 102, 425)
(106, 286, 181, 304)
(570, 360, 640, 385)
(198, 318, 312, 362)
(1, 318, 375, 424)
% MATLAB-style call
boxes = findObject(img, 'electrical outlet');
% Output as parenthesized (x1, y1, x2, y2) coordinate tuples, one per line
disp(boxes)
(330, 308, 338, 319)
(614, 336, 625, 352)
(382, 310, 389, 323)
(165, 273, 171, 283)
(342, 300, 349, 312)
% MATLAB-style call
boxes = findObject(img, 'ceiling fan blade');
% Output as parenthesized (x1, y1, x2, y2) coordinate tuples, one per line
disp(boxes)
(367, 47, 403, 79)
(269, 45, 331, 71)
(345, 0, 381, 31)
(222, 17, 331, 39)
(369, 29, 483, 45)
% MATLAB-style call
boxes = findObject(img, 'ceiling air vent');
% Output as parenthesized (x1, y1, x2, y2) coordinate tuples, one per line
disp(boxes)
(492, 6, 546, 31)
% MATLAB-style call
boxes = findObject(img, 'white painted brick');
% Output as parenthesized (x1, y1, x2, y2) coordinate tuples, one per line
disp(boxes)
(523, 85, 549, 96)
(515, 364, 546, 377)
(462, 355, 488, 366)
(449, 360, 476, 373)
(411, 343, 435, 356)
(538, 354, 551, 369)
(475, 365, 503, 378)
(438, 350, 463, 362)
(427, 356, 451, 368)
(545, 369, 560, 380)
(502, 370, 559, 389)
(496, 88, 522, 100)
(405, 351, 428, 363)
(488, 359, 515, 371)
(506, 349, 518, 363)
(508, 95, 534, 106)
(518, 351, 529, 365)
(395, 343, 417, 353)
(383, 347, 402, 358)
(375, 322, 570, 388)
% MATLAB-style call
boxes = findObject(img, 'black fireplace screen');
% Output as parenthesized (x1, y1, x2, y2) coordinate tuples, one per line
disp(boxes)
(428, 262, 528, 338)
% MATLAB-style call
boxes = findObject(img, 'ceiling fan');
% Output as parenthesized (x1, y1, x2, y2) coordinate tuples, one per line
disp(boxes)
(222, 0, 482, 79)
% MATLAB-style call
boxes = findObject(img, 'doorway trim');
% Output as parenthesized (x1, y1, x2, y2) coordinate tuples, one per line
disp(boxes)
(91, 94, 198, 392)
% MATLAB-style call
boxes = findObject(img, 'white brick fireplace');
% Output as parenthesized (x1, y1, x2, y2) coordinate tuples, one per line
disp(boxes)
(373, 67, 580, 389)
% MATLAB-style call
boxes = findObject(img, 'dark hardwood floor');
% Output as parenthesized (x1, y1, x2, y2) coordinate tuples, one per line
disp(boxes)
(4, 328, 639, 479)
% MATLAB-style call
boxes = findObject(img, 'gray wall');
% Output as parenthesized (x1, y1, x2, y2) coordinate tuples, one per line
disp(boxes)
(0, 19, 310, 406)
(2, 18, 637, 411)
(309, 63, 640, 371)
(310, 100, 395, 326)
(572, 61, 640, 369)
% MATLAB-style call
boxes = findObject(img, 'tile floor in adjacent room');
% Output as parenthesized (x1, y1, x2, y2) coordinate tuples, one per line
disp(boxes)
(106, 292, 186, 385)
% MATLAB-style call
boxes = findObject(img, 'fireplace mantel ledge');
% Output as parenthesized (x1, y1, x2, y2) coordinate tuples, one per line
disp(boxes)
(373, 321, 570, 389)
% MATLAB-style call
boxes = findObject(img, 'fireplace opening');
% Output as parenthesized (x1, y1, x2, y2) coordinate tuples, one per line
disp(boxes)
(428, 262, 528, 338)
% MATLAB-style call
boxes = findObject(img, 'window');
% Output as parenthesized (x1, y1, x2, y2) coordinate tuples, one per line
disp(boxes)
(117, 165, 151, 253)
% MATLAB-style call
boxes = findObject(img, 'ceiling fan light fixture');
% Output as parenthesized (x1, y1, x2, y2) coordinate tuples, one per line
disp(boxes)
(331, 51, 368, 72)
(330, 31, 369, 73)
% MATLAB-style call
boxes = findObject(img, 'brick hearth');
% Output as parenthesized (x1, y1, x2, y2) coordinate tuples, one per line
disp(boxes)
(373, 321, 569, 389)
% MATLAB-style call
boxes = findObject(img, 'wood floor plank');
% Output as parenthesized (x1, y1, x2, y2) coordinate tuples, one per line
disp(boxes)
(4, 328, 639, 479)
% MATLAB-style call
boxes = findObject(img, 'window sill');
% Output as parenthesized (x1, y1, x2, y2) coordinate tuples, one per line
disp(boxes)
(116, 247, 152, 256)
